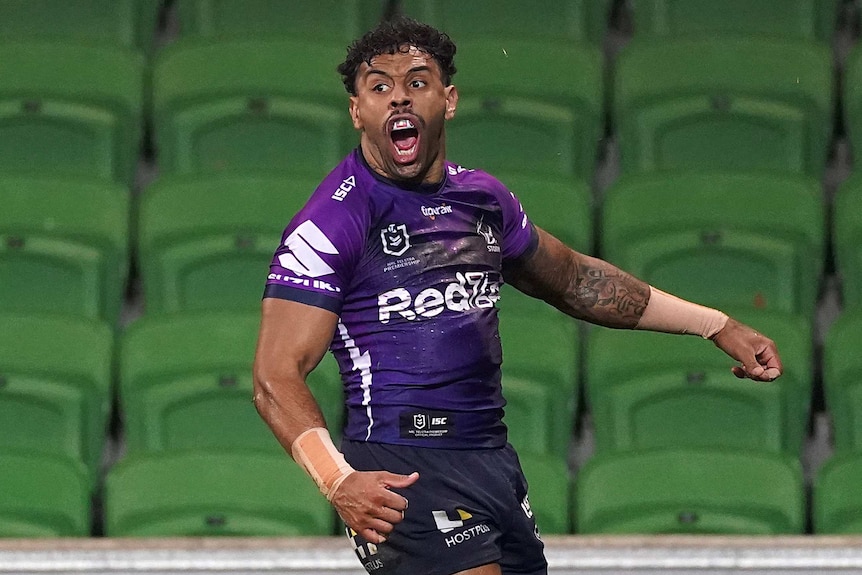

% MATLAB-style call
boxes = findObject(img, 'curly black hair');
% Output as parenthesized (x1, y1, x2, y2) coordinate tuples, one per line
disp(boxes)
(337, 16, 457, 95)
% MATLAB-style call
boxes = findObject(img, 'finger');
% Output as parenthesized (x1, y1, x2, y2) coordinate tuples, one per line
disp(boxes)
(382, 471, 419, 489)
(378, 489, 410, 512)
(359, 527, 389, 544)
(377, 505, 405, 525)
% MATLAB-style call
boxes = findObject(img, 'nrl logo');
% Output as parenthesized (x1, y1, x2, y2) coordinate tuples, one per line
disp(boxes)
(381, 223, 411, 256)
(413, 414, 427, 430)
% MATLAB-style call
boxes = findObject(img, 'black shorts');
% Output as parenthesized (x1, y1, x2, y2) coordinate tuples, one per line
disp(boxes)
(340, 440, 548, 575)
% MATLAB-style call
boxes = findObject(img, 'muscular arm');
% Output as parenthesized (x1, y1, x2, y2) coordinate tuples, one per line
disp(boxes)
(253, 297, 416, 543)
(253, 297, 337, 448)
(504, 226, 650, 328)
(504, 226, 782, 381)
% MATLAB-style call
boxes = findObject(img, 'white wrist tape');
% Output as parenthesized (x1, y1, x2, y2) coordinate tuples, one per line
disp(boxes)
(291, 427, 356, 501)
(635, 286, 728, 339)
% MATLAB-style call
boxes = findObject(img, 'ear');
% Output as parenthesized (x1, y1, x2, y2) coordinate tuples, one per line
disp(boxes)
(444, 84, 458, 120)
(349, 95, 363, 130)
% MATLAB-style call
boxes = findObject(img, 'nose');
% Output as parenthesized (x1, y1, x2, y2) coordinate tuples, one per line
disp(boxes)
(389, 85, 411, 110)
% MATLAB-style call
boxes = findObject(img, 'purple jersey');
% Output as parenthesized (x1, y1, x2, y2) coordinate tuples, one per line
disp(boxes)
(264, 150, 538, 449)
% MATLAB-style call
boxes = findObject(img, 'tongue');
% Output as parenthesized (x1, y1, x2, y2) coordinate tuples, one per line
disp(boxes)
(393, 131, 418, 151)
(392, 134, 416, 150)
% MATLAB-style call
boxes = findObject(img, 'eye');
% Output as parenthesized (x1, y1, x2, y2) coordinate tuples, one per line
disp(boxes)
(410, 79, 427, 89)
(372, 83, 391, 93)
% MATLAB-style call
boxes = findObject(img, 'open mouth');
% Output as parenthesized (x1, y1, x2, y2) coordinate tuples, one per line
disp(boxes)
(389, 117, 420, 164)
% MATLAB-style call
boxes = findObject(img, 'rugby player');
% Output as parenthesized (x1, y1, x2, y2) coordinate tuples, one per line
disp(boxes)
(253, 17, 782, 575)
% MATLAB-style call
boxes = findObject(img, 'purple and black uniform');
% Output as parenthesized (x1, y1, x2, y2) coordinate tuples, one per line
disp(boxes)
(265, 149, 537, 449)
(265, 150, 547, 575)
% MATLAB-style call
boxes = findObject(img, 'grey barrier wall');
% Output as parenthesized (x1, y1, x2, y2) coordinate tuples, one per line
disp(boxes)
(3, 536, 862, 575)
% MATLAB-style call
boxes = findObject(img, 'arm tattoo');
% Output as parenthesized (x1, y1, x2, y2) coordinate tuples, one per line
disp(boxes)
(572, 260, 650, 327)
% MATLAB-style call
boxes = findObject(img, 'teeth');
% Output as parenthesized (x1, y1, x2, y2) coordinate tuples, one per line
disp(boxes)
(392, 119, 415, 131)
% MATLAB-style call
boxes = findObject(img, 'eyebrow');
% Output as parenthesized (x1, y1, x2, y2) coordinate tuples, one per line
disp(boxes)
(365, 65, 433, 79)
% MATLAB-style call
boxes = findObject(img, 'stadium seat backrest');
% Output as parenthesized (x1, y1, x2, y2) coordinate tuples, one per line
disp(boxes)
(0, 452, 90, 537)
(120, 311, 343, 454)
(575, 448, 805, 534)
(614, 39, 833, 176)
(0, 43, 144, 185)
(585, 309, 812, 456)
(844, 47, 862, 176)
(450, 39, 604, 180)
(814, 452, 862, 533)
(824, 310, 862, 452)
(0, 313, 113, 486)
(177, 0, 384, 42)
(493, 173, 593, 255)
(152, 39, 353, 176)
(138, 175, 316, 314)
(601, 172, 825, 317)
(106, 450, 334, 536)
(0, 0, 162, 53)
(0, 177, 129, 324)
(398, 0, 611, 45)
(518, 453, 572, 534)
(630, 0, 839, 42)
(834, 174, 862, 310)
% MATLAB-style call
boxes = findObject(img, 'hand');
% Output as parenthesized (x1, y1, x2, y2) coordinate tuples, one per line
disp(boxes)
(330, 470, 419, 544)
(711, 317, 783, 381)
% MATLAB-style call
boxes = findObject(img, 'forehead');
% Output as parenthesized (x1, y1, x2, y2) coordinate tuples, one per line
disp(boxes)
(360, 45, 442, 78)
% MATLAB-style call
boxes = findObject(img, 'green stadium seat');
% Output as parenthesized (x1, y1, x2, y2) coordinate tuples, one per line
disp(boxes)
(0, 452, 90, 537)
(105, 449, 335, 536)
(0, 43, 144, 185)
(0, 314, 113, 487)
(152, 39, 352, 176)
(614, 39, 833, 177)
(814, 452, 862, 533)
(138, 174, 315, 314)
(834, 174, 862, 310)
(601, 172, 825, 317)
(492, 173, 593, 254)
(823, 310, 862, 453)
(120, 311, 343, 454)
(574, 448, 805, 534)
(519, 452, 571, 535)
(448, 39, 603, 180)
(0, 0, 162, 54)
(844, 47, 862, 175)
(0, 177, 130, 324)
(177, 0, 384, 42)
(498, 298, 579, 457)
(398, 0, 611, 45)
(630, 0, 840, 42)
(502, 375, 575, 459)
(585, 309, 812, 456)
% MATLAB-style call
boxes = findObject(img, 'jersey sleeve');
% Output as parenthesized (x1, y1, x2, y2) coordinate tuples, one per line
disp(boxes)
(263, 184, 369, 315)
(497, 183, 539, 262)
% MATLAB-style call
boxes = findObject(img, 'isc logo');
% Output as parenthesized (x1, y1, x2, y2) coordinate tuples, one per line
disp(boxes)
(331, 175, 356, 202)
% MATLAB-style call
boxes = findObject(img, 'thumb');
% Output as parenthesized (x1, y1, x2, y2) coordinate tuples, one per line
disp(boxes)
(382, 471, 420, 489)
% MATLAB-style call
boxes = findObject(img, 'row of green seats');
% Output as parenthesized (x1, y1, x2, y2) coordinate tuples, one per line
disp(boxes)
(2, 167, 844, 330)
(0, 32, 846, 185)
(0, 0, 845, 49)
(9, 304, 862, 535)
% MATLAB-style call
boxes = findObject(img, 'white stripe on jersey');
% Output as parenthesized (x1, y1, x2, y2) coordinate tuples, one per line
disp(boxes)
(336, 320, 375, 440)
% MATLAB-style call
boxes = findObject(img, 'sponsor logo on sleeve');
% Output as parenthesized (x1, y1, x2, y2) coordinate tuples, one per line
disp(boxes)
(331, 175, 356, 202)
(271, 220, 341, 292)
